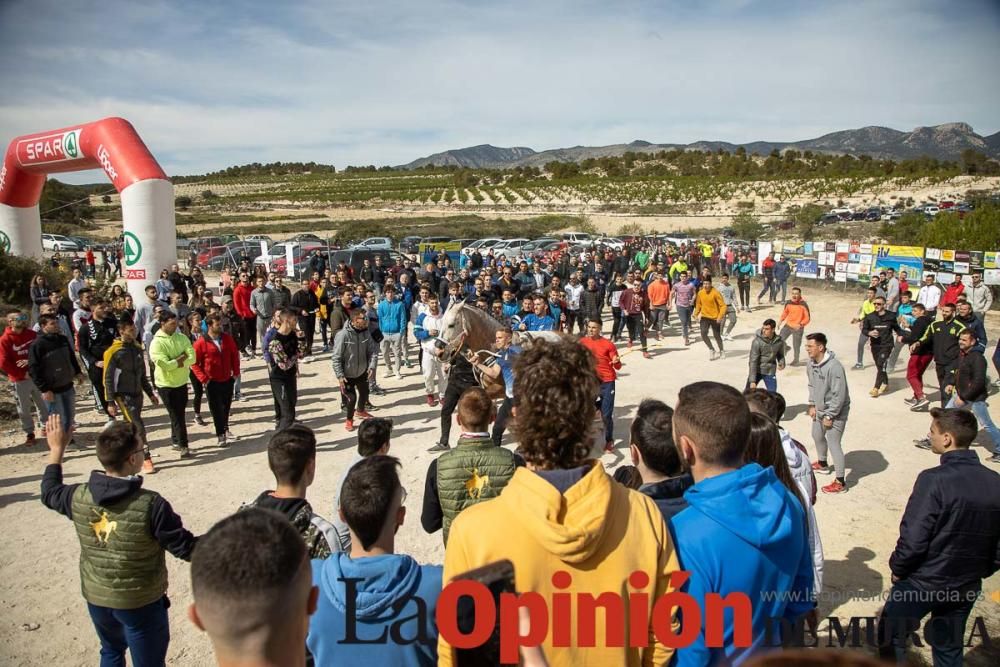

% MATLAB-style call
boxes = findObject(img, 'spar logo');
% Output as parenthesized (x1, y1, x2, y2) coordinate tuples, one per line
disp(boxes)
(97, 144, 118, 182)
(0, 231, 10, 254)
(18, 129, 84, 165)
(123, 232, 142, 267)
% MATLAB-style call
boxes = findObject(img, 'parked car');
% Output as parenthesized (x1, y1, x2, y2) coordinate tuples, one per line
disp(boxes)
(289, 233, 324, 243)
(829, 207, 853, 216)
(864, 208, 882, 222)
(399, 236, 422, 254)
(270, 243, 326, 276)
(851, 211, 867, 221)
(561, 231, 593, 245)
(491, 238, 530, 255)
(326, 249, 406, 279)
(772, 220, 796, 231)
(594, 237, 626, 251)
(462, 238, 503, 256)
(818, 214, 842, 226)
(419, 236, 453, 248)
(350, 237, 393, 251)
(521, 238, 557, 253)
(65, 235, 94, 250)
(244, 234, 273, 246)
(206, 243, 264, 271)
(254, 241, 323, 268)
(924, 206, 940, 216)
(197, 240, 263, 268)
(41, 234, 80, 251)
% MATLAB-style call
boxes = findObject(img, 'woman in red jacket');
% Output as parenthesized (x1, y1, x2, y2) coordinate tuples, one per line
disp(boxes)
(192, 314, 241, 447)
(231, 272, 256, 358)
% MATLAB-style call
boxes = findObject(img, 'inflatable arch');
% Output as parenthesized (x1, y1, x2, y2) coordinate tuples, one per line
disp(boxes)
(0, 117, 176, 300)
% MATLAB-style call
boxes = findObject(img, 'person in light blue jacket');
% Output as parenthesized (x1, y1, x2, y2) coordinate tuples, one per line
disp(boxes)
(308, 456, 441, 667)
(669, 381, 813, 667)
(376, 285, 407, 379)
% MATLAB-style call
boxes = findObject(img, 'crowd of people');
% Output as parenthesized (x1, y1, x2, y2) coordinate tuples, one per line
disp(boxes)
(2, 234, 999, 667)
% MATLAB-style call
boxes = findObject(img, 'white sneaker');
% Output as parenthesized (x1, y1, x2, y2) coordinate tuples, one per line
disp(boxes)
(709, 350, 718, 361)
(719, 350, 726, 359)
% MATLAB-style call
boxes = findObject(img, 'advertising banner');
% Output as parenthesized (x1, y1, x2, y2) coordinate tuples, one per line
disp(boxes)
(874, 245, 924, 282)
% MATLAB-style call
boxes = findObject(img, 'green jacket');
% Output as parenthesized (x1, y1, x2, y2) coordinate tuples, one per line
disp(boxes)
(148, 328, 194, 388)
(72, 486, 166, 609)
(436, 435, 516, 544)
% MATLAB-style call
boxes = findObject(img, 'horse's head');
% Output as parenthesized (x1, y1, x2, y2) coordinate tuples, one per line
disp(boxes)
(436, 300, 470, 361)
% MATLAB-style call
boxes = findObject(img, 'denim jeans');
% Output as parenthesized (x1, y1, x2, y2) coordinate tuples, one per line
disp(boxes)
(747, 373, 777, 392)
(878, 579, 974, 667)
(676, 305, 693, 341)
(87, 596, 170, 667)
(945, 395, 1000, 452)
(597, 381, 616, 443)
(44, 387, 75, 431)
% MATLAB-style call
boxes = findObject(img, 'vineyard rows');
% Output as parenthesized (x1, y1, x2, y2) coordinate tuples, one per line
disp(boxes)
(171, 173, 961, 209)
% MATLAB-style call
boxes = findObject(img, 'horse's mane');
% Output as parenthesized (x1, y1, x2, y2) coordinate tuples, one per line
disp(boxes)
(457, 302, 502, 333)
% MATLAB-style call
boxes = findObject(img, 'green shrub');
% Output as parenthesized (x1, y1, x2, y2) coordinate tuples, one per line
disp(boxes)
(0, 253, 67, 307)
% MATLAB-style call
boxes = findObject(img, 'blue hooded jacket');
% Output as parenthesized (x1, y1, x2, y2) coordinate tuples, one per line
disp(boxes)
(669, 463, 813, 666)
(307, 553, 443, 667)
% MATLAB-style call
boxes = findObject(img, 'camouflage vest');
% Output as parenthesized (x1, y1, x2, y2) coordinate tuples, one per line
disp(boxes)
(436, 435, 516, 544)
(71, 485, 166, 609)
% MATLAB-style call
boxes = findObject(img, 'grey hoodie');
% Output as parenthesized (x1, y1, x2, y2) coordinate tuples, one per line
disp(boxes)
(748, 329, 785, 380)
(807, 350, 851, 421)
(331, 320, 378, 380)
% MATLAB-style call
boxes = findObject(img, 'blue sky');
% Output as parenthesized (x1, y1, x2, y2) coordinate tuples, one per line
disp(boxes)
(1, 0, 998, 183)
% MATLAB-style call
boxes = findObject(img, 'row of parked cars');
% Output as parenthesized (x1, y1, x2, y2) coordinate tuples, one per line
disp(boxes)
(41, 233, 101, 252)
(817, 201, 976, 226)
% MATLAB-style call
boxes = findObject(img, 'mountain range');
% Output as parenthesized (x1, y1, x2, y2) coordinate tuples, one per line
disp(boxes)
(399, 122, 1000, 170)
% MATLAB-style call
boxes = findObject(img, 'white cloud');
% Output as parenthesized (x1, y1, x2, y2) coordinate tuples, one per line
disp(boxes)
(1, 0, 997, 182)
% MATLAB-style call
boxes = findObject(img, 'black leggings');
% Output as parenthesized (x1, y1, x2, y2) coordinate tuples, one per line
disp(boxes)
(625, 314, 647, 350)
(738, 279, 751, 308)
(872, 346, 891, 389)
(189, 371, 204, 414)
(206, 379, 234, 436)
(270, 374, 297, 430)
(243, 316, 257, 353)
(700, 318, 723, 351)
(343, 374, 370, 421)
(440, 379, 475, 446)
(611, 307, 624, 340)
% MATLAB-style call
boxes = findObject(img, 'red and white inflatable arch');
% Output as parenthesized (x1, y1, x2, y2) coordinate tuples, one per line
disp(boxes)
(0, 117, 176, 299)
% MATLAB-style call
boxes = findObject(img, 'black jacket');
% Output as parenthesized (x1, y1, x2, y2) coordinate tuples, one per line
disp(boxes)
(77, 315, 118, 367)
(917, 318, 965, 364)
(639, 474, 695, 521)
(889, 449, 1000, 592)
(290, 288, 319, 318)
(41, 465, 197, 561)
(861, 309, 902, 350)
(901, 314, 933, 346)
(955, 349, 989, 403)
(29, 332, 82, 393)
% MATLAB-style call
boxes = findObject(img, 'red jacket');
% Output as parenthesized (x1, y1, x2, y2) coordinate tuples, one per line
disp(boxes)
(232, 282, 254, 319)
(942, 282, 965, 307)
(0, 327, 37, 383)
(192, 333, 241, 384)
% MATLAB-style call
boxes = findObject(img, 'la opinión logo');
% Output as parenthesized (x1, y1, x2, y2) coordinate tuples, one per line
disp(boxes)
(338, 569, 754, 663)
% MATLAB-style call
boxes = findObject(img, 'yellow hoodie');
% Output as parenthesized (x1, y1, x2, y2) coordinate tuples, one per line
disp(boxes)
(439, 461, 680, 667)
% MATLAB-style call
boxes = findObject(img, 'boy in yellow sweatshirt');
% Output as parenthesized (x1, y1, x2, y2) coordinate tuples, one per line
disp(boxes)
(693, 276, 727, 360)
